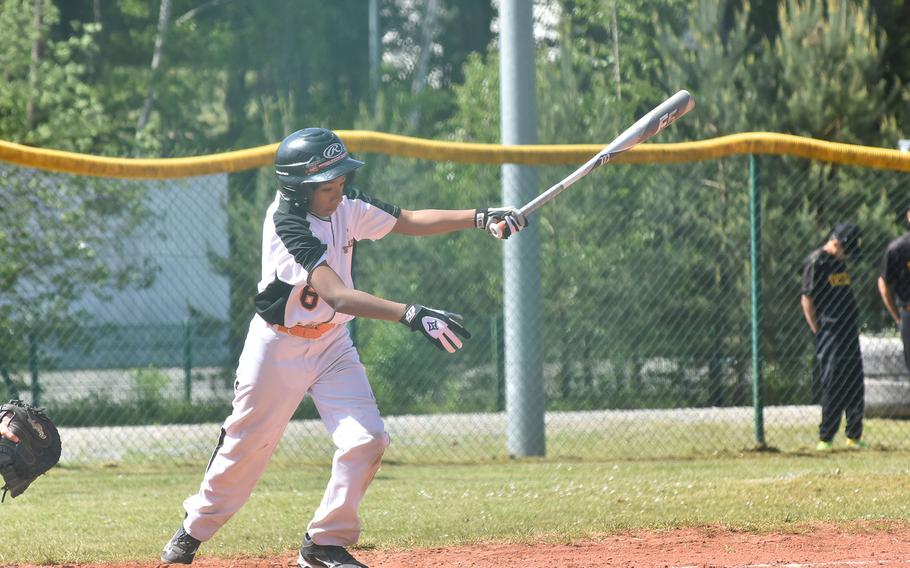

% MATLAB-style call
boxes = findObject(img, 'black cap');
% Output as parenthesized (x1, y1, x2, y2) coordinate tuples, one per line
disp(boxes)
(830, 222, 863, 258)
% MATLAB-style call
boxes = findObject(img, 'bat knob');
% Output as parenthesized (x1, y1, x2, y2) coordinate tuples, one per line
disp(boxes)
(489, 221, 505, 239)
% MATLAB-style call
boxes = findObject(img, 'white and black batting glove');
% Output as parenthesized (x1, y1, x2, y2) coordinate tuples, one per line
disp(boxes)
(475, 207, 528, 240)
(400, 304, 471, 353)
(475, 206, 521, 230)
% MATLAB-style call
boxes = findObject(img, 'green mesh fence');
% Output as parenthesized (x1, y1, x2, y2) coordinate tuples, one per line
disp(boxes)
(2, 147, 909, 464)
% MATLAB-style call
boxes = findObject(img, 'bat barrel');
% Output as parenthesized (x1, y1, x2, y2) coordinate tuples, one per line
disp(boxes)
(507, 89, 695, 223)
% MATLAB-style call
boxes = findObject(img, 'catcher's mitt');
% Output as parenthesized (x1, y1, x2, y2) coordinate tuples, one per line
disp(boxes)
(0, 400, 61, 501)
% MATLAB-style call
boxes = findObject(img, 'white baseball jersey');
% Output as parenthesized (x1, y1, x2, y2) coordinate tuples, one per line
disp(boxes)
(255, 187, 401, 327)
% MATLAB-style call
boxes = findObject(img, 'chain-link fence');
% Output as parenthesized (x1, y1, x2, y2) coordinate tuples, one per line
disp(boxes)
(2, 135, 910, 464)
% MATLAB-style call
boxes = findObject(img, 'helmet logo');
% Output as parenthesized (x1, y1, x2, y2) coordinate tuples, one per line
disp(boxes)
(323, 143, 345, 159)
(306, 151, 347, 174)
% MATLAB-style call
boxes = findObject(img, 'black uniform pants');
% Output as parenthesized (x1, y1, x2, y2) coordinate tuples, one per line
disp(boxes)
(901, 310, 910, 374)
(814, 324, 864, 442)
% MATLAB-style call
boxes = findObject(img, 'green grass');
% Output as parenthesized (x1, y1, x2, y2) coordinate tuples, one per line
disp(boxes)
(58, 410, 910, 465)
(6, 449, 910, 564)
(375, 417, 910, 464)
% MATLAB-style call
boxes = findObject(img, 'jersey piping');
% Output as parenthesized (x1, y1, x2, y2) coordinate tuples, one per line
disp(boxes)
(254, 187, 400, 327)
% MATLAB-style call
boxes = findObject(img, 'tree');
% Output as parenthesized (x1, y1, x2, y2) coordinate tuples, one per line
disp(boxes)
(771, 0, 898, 143)
(761, 0, 903, 397)
(0, 1, 150, 396)
(652, 0, 904, 404)
(135, 0, 173, 137)
(868, 0, 910, 131)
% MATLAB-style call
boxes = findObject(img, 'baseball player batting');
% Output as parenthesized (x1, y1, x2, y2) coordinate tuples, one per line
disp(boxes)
(160, 128, 527, 568)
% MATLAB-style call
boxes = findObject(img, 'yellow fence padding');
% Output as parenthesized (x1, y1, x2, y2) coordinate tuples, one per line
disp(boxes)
(0, 139, 279, 179)
(2, 131, 910, 179)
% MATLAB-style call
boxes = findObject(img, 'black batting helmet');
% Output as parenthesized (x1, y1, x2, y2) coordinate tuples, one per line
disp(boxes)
(274, 128, 364, 207)
(830, 222, 863, 259)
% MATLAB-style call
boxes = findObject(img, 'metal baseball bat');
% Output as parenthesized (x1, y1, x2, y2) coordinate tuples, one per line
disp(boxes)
(490, 89, 695, 238)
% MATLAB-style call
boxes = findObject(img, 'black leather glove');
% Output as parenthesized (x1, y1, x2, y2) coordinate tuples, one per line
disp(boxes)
(400, 304, 471, 353)
(0, 400, 61, 501)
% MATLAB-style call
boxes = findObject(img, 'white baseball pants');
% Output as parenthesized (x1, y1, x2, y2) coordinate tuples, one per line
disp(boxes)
(182, 315, 389, 546)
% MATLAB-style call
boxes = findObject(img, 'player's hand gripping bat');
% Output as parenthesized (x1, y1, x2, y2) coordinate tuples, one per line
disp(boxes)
(490, 90, 695, 238)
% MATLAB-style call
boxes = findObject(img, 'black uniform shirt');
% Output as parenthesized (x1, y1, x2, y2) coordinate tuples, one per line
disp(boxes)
(801, 248, 858, 329)
(880, 233, 910, 308)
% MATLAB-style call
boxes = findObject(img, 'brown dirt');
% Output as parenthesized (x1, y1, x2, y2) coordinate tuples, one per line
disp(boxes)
(8, 523, 910, 568)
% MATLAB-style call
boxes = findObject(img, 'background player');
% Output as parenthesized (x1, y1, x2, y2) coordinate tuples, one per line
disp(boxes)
(160, 127, 526, 568)
(800, 222, 867, 451)
(878, 204, 910, 374)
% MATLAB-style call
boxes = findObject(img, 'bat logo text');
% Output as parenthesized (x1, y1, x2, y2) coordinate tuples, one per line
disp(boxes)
(657, 108, 680, 131)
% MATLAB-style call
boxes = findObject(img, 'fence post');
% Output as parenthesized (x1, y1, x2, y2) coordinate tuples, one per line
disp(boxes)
(491, 316, 505, 411)
(29, 330, 40, 406)
(183, 318, 192, 402)
(750, 154, 766, 446)
(500, 0, 545, 457)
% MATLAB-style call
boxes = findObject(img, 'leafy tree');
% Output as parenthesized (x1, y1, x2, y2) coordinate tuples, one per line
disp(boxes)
(0, 2, 112, 150)
(760, 0, 903, 399)
(0, 1, 150, 397)
(653, 0, 904, 404)
(199, 1, 496, 366)
(770, 0, 898, 142)
(53, 0, 216, 156)
(367, 0, 910, 413)
(37, 1, 497, 371)
(7, 0, 909, 417)
(868, 0, 910, 131)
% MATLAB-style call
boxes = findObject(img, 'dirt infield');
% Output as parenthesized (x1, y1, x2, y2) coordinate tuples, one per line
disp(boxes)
(8, 523, 910, 568)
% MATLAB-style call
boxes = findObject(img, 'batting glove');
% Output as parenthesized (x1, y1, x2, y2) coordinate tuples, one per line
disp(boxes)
(474, 207, 503, 230)
(400, 304, 471, 353)
(475, 207, 525, 231)
(485, 208, 528, 239)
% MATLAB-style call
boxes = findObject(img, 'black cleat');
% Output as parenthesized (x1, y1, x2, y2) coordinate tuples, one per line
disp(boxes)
(297, 533, 368, 568)
(161, 525, 202, 564)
